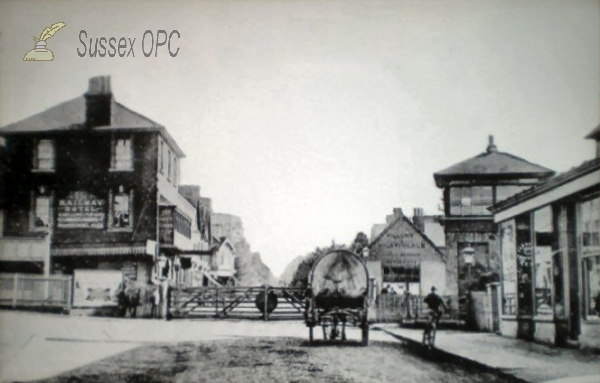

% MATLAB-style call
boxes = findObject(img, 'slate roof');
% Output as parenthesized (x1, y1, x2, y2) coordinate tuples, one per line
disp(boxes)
(0, 95, 185, 157)
(490, 157, 600, 213)
(434, 139, 553, 187)
(368, 210, 446, 262)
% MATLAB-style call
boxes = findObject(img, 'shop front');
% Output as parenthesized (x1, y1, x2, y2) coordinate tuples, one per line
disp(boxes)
(493, 156, 600, 349)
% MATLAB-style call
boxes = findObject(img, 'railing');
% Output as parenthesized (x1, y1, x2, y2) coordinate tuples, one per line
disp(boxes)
(0, 273, 72, 312)
(170, 285, 306, 320)
(372, 294, 459, 323)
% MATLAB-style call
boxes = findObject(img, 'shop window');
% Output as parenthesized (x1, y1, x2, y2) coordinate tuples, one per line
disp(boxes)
(33, 139, 55, 171)
(109, 187, 133, 230)
(516, 213, 533, 316)
(449, 186, 493, 216)
(580, 196, 600, 319)
(111, 136, 133, 171)
(500, 220, 517, 315)
(533, 206, 554, 316)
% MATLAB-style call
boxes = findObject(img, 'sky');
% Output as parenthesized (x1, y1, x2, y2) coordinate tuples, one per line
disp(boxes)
(1, 0, 599, 277)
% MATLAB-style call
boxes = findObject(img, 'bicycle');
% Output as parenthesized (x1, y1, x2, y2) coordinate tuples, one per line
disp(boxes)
(422, 311, 439, 349)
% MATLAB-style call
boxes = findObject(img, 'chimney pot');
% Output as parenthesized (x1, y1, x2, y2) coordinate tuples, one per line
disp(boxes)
(487, 135, 498, 153)
(87, 76, 112, 95)
(85, 76, 112, 128)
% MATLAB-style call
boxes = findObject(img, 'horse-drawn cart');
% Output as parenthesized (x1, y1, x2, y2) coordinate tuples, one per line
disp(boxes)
(304, 249, 369, 346)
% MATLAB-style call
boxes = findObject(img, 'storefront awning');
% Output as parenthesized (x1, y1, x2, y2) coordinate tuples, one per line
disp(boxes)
(52, 245, 149, 257)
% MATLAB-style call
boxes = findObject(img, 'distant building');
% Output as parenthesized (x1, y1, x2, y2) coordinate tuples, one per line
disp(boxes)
(369, 208, 446, 298)
(0, 76, 210, 310)
(490, 127, 600, 349)
(434, 136, 554, 316)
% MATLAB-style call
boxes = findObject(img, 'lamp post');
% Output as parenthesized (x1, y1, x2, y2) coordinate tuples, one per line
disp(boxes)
(462, 245, 476, 330)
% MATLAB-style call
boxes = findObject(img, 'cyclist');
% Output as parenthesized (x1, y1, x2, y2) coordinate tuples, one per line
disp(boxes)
(423, 286, 446, 327)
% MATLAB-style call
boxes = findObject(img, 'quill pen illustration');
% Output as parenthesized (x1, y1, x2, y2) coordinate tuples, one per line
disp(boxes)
(24, 22, 66, 61)
(37, 22, 66, 41)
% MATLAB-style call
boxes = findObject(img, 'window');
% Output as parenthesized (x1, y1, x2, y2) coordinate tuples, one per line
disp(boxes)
(516, 213, 533, 316)
(34, 196, 51, 229)
(580, 196, 600, 318)
(111, 136, 133, 171)
(449, 186, 493, 216)
(167, 149, 172, 182)
(533, 207, 553, 316)
(159, 140, 164, 174)
(173, 157, 178, 186)
(109, 186, 133, 230)
(174, 210, 191, 239)
(496, 185, 531, 204)
(33, 139, 55, 171)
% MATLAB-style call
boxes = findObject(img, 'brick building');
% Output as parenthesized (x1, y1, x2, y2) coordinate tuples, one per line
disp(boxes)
(0, 76, 210, 309)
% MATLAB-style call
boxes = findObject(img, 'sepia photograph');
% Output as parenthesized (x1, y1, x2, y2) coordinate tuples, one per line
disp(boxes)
(0, 0, 599, 382)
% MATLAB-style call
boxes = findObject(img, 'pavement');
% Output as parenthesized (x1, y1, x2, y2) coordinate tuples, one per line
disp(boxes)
(373, 324, 600, 383)
(1, 310, 599, 383)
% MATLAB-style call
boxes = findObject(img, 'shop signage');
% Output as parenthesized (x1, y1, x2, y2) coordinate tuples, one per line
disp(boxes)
(57, 191, 105, 229)
(73, 269, 122, 307)
(159, 206, 175, 244)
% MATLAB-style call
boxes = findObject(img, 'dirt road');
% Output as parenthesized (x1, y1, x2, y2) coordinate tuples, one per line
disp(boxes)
(36, 337, 512, 383)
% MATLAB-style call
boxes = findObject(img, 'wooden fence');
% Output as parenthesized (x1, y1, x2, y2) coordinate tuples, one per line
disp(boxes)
(371, 293, 459, 324)
(0, 273, 72, 312)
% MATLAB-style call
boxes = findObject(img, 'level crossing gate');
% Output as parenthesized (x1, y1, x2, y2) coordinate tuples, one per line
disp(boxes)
(169, 285, 306, 320)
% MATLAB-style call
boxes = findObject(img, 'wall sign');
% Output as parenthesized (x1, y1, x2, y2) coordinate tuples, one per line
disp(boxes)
(57, 191, 105, 229)
(159, 206, 175, 244)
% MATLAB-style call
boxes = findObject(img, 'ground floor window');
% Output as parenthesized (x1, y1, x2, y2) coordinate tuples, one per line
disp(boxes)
(580, 196, 600, 319)
(516, 213, 533, 316)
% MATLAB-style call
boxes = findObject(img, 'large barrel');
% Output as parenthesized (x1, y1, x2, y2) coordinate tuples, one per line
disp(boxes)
(309, 249, 369, 309)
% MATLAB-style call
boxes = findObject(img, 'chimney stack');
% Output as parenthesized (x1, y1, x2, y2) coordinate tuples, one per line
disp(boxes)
(486, 135, 498, 153)
(85, 76, 112, 128)
(412, 207, 424, 231)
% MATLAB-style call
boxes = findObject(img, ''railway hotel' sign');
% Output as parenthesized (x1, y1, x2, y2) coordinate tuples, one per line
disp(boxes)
(57, 191, 105, 229)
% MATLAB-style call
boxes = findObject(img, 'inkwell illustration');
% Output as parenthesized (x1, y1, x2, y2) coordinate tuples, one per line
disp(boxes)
(23, 22, 66, 61)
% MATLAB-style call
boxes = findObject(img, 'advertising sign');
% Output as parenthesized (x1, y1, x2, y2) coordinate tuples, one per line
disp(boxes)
(57, 191, 105, 229)
(73, 269, 122, 307)
(159, 206, 175, 244)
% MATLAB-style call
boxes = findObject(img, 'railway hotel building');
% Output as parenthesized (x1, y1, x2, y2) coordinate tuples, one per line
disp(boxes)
(0, 76, 212, 310)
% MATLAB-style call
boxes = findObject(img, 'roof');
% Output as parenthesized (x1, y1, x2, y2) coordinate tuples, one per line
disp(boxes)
(178, 185, 201, 206)
(368, 211, 446, 262)
(0, 95, 185, 157)
(434, 139, 553, 187)
(586, 124, 600, 140)
(490, 157, 600, 213)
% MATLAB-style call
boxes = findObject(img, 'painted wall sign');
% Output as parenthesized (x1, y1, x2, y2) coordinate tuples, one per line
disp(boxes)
(159, 206, 175, 244)
(57, 191, 105, 229)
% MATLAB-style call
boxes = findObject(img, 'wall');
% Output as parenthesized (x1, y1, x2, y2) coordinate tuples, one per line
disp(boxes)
(533, 319, 555, 345)
(580, 321, 600, 349)
(444, 219, 500, 313)
(3, 132, 159, 247)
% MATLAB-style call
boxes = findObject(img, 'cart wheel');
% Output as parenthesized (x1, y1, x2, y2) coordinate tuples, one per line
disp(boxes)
(361, 324, 369, 346)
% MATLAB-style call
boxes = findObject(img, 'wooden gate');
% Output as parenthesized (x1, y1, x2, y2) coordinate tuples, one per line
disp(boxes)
(169, 285, 306, 320)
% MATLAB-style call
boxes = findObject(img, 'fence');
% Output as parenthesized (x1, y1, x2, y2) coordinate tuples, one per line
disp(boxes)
(371, 293, 460, 324)
(0, 273, 72, 312)
(169, 285, 306, 320)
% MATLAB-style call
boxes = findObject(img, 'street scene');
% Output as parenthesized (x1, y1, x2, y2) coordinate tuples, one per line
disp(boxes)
(1, 0, 600, 382)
